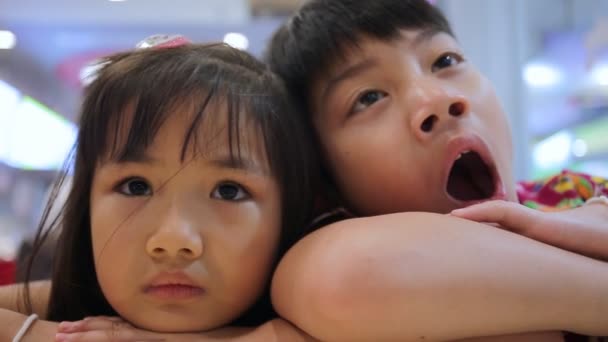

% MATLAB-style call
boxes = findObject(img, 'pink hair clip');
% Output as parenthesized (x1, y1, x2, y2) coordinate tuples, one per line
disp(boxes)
(135, 34, 191, 49)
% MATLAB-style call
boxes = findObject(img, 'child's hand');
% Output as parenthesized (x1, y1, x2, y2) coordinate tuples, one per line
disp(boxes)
(55, 316, 165, 342)
(451, 200, 608, 261)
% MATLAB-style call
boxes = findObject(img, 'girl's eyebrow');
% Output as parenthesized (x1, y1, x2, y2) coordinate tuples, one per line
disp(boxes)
(206, 154, 269, 177)
(107, 150, 269, 176)
(114, 152, 160, 165)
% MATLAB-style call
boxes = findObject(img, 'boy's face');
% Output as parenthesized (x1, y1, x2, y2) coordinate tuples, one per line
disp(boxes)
(310, 30, 517, 215)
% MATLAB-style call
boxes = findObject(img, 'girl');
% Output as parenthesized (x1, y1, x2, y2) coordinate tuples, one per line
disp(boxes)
(8, 38, 318, 340)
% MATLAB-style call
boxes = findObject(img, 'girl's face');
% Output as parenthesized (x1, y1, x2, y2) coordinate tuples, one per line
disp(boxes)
(89, 107, 281, 332)
(310, 30, 517, 215)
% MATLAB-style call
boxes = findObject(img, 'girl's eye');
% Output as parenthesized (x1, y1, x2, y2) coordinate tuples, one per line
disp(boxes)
(432, 52, 465, 72)
(351, 90, 388, 114)
(211, 182, 250, 201)
(116, 178, 152, 197)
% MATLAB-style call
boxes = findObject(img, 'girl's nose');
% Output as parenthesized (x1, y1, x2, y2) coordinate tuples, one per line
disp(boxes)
(146, 207, 203, 262)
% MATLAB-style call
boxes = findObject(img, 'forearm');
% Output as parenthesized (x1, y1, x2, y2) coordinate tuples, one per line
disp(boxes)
(0, 280, 51, 316)
(160, 319, 315, 342)
(0, 283, 26, 314)
(272, 212, 608, 341)
(252, 319, 317, 342)
(553, 201, 608, 261)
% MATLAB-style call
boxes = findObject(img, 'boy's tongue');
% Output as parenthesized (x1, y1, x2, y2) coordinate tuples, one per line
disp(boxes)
(446, 151, 495, 201)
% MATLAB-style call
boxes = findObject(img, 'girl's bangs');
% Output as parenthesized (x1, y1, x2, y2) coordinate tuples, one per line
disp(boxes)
(96, 86, 270, 172)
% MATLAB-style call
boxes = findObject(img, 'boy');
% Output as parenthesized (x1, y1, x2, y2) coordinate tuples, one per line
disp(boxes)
(264, 0, 608, 340)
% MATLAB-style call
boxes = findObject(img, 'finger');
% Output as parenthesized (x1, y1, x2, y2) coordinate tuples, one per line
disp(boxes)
(58, 317, 130, 333)
(85, 316, 125, 322)
(55, 330, 165, 342)
(451, 200, 542, 234)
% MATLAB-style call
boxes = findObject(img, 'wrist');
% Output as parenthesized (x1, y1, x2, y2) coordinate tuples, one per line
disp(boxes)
(12, 314, 38, 342)
(585, 195, 608, 207)
(21, 319, 58, 342)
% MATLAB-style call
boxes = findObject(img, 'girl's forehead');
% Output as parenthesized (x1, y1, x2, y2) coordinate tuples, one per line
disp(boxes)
(102, 99, 269, 167)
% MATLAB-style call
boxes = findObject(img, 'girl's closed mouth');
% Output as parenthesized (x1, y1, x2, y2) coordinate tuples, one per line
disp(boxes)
(143, 272, 206, 300)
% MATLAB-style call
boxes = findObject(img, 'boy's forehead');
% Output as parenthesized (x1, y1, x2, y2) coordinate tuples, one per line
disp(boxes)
(326, 28, 449, 74)
(314, 29, 453, 96)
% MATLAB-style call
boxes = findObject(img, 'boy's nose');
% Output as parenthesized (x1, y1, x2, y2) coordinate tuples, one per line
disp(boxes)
(146, 208, 203, 262)
(408, 81, 469, 141)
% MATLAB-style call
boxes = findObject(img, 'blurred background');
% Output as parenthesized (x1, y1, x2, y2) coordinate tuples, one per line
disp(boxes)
(0, 0, 607, 282)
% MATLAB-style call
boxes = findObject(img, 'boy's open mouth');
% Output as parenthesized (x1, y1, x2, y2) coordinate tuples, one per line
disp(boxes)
(446, 150, 496, 201)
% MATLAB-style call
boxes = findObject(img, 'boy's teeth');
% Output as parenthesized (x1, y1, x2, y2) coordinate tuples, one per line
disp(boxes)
(455, 150, 471, 160)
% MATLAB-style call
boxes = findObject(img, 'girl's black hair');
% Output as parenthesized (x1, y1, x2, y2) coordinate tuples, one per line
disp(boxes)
(24, 43, 319, 326)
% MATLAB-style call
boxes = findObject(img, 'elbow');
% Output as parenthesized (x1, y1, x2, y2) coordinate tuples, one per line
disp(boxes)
(271, 219, 400, 341)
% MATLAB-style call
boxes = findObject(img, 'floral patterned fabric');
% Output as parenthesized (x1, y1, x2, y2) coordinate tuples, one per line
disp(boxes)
(517, 170, 608, 211)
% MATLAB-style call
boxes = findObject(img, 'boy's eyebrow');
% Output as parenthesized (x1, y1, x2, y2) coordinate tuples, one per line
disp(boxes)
(411, 28, 442, 48)
(320, 28, 442, 105)
(321, 58, 378, 104)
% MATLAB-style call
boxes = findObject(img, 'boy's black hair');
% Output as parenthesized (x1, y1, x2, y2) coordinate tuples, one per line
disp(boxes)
(24, 43, 319, 326)
(265, 0, 453, 114)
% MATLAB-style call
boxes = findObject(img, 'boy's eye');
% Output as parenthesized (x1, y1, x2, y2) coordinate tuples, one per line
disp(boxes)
(351, 90, 388, 114)
(211, 182, 250, 201)
(117, 178, 152, 197)
(432, 52, 464, 72)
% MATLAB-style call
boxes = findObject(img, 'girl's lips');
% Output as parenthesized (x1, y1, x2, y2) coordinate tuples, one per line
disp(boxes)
(144, 284, 206, 300)
(143, 271, 206, 300)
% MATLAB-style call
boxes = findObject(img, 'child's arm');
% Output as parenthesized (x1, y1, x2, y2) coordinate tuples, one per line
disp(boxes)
(451, 199, 608, 260)
(0, 285, 314, 342)
(1, 313, 315, 342)
(271, 212, 608, 341)
(53, 316, 316, 342)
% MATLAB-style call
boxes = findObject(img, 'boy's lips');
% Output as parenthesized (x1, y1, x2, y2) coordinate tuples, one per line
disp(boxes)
(143, 271, 206, 300)
(442, 134, 506, 207)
